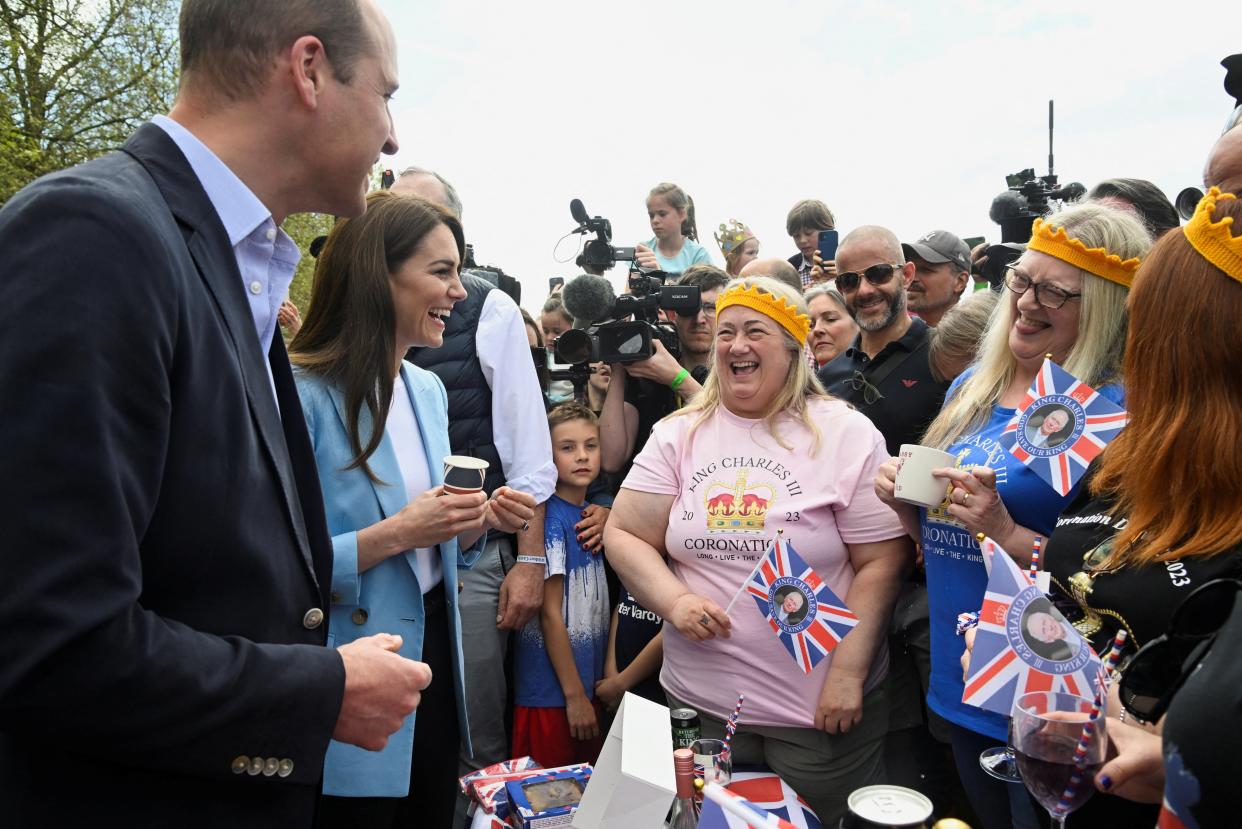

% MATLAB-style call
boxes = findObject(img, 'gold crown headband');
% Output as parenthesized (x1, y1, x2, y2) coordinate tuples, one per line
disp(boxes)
(1185, 188, 1242, 284)
(714, 284, 811, 346)
(1027, 218, 1142, 289)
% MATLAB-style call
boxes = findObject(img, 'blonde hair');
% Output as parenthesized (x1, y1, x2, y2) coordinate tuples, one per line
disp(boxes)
(674, 276, 830, 452)
(928, 289, 1000, 384)
(921, 203, 1150, 449)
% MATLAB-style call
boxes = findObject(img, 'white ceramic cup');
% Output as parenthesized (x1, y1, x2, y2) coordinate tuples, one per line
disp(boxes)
(893, 444, 957, 509)
(442, 455, 490, 495)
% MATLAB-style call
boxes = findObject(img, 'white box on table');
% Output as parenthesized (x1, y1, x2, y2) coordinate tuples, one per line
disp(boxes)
(571, 693, 675, 828)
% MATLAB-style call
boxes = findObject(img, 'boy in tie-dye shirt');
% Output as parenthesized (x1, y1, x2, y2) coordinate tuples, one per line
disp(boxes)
(512, 402, 610, 767)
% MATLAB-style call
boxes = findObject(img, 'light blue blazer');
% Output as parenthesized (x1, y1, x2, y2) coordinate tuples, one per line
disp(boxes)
(295, 363, 483, 798)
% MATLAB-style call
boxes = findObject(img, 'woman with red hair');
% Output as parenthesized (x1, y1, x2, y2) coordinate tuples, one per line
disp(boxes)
(995, 190, 1242, 827)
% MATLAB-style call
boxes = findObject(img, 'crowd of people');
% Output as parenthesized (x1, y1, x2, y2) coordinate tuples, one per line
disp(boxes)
(0, 1, 1240, 828)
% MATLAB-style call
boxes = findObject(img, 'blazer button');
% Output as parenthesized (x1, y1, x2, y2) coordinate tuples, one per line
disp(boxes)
(351, 608, 369, 625)
(231, 755, 249, 775)
(278, 759, 295, 778)
(263, 757, 280, 777)
(302, 608, 324, 630)
(458, 580, 464, 594)
(248, 757, 265, 776)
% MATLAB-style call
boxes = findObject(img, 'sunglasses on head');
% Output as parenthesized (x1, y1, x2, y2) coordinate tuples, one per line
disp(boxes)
(1119, 578, 1241, 722)
(836, 263, 903, 293)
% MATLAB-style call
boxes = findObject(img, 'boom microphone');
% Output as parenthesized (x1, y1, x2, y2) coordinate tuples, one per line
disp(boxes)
(570, 198, 590, 227)
(561, 273, 617, 328)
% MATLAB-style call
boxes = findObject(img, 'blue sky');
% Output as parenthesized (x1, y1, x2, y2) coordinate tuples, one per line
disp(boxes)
(379, 0, 1242, 311)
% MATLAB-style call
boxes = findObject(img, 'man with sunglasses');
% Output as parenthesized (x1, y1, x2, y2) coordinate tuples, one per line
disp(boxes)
(816, 226, 955, 814)
(817, 226, 951, 458)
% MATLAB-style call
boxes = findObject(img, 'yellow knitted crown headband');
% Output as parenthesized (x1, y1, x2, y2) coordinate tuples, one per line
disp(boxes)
(1185, 188, 1242, 284)
(1027, 218, 1142, 288)
(714, 283, 811, 346)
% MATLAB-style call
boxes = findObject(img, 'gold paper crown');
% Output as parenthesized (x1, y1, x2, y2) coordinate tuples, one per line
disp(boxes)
(715, 284, 811, 346)
(1027, 218, 1142, 289)
(714, 219, 755, 257)
(1184, 188, 1242, 285)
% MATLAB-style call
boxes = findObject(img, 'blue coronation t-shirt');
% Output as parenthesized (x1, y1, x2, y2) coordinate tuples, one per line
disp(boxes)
(514, 494, 611, 708)
(921, 368, 1125, 741)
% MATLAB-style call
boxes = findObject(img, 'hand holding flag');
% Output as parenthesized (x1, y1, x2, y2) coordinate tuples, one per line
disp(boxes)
(962, 540, 1104, 716)
(726, 532, 859, 675)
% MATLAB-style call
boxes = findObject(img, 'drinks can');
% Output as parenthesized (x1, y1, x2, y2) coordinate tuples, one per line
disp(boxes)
(840, 785, 933, 828)
(669, 707, 700, 748)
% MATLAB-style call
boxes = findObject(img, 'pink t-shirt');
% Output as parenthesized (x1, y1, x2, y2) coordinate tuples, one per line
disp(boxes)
(622, 397, 903, 728)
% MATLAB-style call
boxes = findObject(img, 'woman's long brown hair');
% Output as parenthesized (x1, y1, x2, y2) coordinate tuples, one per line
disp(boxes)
(1093, 197, 1242, 567)
(289, 190, 464, 483)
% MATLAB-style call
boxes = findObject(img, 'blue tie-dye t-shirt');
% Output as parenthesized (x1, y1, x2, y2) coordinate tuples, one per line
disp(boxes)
(514, 494, 611, 707)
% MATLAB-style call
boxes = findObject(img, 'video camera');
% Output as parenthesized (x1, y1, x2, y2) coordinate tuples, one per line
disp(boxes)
(570, 199, 636, 271)
(987, 102, 1085, 244)
(555, 269, 701, 366)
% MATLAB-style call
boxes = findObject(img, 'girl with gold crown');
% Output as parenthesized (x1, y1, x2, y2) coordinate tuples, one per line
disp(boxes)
(874, 202, 1151, 828)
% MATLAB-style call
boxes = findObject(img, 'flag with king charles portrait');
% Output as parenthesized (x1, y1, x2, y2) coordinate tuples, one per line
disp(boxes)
(999, 357, 1128, 497)
(744, 534, 858, 674)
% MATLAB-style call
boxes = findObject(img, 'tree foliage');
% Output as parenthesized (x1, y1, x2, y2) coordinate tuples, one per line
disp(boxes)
(0, 0, 179, 203)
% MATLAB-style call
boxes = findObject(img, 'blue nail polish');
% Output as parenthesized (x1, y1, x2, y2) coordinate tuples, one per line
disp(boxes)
(1099, 774, 1113, 791)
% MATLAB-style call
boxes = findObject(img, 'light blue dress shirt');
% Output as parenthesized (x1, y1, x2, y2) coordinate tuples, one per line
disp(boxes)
(152, 115, 299, 406)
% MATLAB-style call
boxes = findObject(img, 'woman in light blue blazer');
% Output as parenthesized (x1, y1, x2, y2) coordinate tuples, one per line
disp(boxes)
(290, 191, 535, 827)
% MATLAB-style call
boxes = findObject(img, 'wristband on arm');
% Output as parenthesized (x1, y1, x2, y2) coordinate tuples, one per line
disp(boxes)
(670, 368, 690, 390)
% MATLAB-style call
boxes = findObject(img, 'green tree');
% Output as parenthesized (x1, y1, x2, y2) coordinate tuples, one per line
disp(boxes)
(0, 0, 179, 204)
(283, 212, 336, 321)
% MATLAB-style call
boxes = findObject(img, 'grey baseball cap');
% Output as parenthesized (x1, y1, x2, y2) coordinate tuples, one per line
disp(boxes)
(902, 230, 972, 273)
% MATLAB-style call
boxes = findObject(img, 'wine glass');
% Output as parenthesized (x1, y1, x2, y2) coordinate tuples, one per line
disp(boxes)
(978, 739, 1022, 783)
(1012, 691, 1107, 828)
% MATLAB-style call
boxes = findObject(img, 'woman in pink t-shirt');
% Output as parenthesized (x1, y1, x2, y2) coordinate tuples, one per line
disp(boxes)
(604, 276, 911, 825)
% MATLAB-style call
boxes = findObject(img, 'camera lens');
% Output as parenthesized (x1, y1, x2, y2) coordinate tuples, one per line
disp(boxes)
(554, 329, 593, 365)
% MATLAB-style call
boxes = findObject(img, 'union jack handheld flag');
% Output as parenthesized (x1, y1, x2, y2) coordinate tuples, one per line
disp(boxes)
(962, 542, 1103, 716)
(744, 535, 858, 674)
(700, 777, 821, 829)
(999, 357, 1128, 496)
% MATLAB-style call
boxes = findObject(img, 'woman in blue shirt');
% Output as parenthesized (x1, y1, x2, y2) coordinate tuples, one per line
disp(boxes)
(635, 182, 713, 276)
(289, 191, 536, 827)
(874, 202, 1151, 829)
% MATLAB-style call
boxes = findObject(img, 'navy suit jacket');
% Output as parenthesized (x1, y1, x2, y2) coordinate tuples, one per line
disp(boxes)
(0, 124, 343, 826)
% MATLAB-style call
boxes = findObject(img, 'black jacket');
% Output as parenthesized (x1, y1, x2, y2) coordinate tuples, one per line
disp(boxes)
(0, 124, 342, 826)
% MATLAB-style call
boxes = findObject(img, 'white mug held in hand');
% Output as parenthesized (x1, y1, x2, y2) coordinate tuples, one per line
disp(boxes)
(893, 444, 957, 509)
(442, 455, 489, 495)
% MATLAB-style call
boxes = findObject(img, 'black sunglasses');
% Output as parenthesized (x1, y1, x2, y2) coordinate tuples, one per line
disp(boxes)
(836, 263, 903, 293)
(1119, 578, 1241, 722)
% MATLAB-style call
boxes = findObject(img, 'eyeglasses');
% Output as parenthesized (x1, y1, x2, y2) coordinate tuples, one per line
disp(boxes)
(1119, 578, 1241, 722)
(836, 263, 904, 293)
(1004, 266, 1082, 310)
(672, 303, 717, 319)
(845, 370, 884, 405)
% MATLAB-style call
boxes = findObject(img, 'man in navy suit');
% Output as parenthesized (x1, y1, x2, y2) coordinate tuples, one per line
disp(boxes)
(0, 1, 428, 825)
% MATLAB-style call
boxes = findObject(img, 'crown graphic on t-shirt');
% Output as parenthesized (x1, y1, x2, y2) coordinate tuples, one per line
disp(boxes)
(703, 470, 776, 532)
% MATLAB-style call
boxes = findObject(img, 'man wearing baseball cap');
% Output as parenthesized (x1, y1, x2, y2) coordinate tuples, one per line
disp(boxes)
(901, 230, 972, 327)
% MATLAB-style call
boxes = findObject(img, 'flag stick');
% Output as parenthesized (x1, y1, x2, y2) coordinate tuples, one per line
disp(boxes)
(722, 530, 781, 617)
